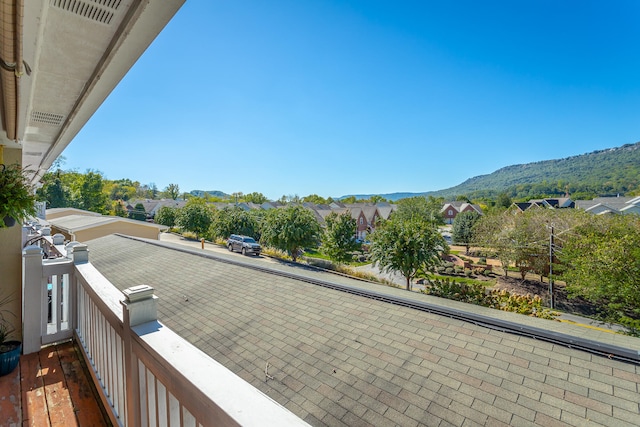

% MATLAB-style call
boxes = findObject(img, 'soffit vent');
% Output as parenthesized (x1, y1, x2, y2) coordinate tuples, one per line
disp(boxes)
(50, 0, 123, 25)
(31, 111, 65, 126)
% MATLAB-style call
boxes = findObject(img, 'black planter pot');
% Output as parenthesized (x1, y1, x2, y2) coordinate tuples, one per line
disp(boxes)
(0, 341, 21, 376)
(3, 215, 16, 227)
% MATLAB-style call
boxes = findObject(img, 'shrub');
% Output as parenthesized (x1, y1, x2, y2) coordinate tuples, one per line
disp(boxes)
(422, 278, 486, 304)
(486, 289, 559, 320)
(181, 231, 198, 240)
(445, 267, 454, 274)
(421, 279, 559, 320)
(464, 269, 473, 277)
(478, 257, 487, 265)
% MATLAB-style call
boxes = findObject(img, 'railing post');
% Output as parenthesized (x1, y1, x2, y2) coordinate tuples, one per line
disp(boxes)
(68, 243, 89, 337)
(122, 285, 158, 427)
(22, 245, 44, 355)
(66, 242, 89, 264)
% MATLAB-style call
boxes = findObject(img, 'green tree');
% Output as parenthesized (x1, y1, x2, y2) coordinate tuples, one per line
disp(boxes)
(451, 211, 481, 254)
(112, 200, 128, 217)
(36, 174, 69, 208)
(150, 183, 159, 199)
(231, 192, 244, 204)
(130, 203, 147, 221)
(261, 205, 321, 261)
(340, 196, 357, 204)
(369, 217, 445, 290)
(77, 171, 109, 214)
(175, 198, 214, 238)
(165, 183, 180, 200)
(367, 195, 389, 204)
(211, 206, 258, 239)
(155, 205, 178, 227)
(495, 192, 512, 210)
(322, 211, 360, 263)
(559, 214, 640, 335)
(472, 211, 515, 276)
(302, 194, 328, 205)
(108, 179, 137, 201)
(244, 192, 268, 204)
(394, 196, 444, 224)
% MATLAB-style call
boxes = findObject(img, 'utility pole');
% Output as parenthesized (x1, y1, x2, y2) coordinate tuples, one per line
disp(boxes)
(549, 226, 554, 309)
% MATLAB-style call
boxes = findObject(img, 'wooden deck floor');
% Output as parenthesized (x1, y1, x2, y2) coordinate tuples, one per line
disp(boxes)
(0, 341, 110, 426)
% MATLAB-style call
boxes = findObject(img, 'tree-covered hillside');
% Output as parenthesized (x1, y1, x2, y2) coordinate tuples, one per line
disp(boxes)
(342, 142, 640, 201)
(433, 142, 640, 200)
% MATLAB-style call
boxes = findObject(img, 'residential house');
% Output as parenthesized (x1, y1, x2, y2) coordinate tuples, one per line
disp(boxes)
(440, 201, 483, 224)
(510, 197, 574, 213)
(303, 203, 394, 240)
(575, 196, 640, 215)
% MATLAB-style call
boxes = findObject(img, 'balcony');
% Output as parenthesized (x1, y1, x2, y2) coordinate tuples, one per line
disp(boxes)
(8, 231, 308, 426)
(0, 341, 109, 426)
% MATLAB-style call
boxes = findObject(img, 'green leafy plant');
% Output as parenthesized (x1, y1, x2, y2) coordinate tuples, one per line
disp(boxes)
(0, 293, 17, 350)
(422, 278, 559, 320)
(0, 163, 37, 228)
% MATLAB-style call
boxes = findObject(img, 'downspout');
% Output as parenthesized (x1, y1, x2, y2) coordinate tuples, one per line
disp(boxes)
(15, 0, 24, 142)
(0, 0, 23, 142)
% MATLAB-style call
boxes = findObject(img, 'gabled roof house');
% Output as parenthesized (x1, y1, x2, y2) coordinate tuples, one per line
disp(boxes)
(441, 202, 483, 224)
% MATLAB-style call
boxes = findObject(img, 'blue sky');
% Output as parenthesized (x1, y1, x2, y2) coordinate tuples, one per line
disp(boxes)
(63, 0, 640, 201)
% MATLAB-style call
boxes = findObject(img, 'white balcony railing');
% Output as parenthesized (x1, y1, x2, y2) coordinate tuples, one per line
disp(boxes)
(23, 238, 308, 427)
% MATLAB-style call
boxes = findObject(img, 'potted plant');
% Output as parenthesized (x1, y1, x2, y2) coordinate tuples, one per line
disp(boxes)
(0, 294, 21, 376)
(0, 162, 37, 228)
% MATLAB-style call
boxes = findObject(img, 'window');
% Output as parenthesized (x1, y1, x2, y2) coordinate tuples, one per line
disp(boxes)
(448, 210, 453, 216)
(360, 217, 364, 225)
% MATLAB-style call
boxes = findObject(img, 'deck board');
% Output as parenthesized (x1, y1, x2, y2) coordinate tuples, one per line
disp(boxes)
(20, 352, 49, 427)
(0, 341, 109, 427)
(56, 342, 109, 426)
(0, 351, 21, 426)
(38, 346, 78, 426)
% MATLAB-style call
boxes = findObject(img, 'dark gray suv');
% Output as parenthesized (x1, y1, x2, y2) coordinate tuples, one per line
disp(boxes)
(227, 234, 262, 256)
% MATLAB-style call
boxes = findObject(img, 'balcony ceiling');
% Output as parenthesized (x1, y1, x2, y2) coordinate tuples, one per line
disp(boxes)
(0, 0, 185, 184)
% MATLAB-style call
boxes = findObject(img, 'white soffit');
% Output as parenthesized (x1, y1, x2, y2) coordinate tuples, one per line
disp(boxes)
(12, 0, 185, 182)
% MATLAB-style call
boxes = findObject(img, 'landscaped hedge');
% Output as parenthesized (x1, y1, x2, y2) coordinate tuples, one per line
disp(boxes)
(421, 278, 558, 320)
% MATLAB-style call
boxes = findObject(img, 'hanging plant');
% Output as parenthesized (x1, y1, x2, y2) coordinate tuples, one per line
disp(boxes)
(0, 163, 37, 228)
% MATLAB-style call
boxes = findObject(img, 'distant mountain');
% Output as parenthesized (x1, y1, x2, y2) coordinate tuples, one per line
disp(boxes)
(190, 190, 230, 198)
(340, 142, 640, 201)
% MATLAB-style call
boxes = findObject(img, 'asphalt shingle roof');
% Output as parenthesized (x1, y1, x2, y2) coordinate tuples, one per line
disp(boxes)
(85, 235, 640, 427)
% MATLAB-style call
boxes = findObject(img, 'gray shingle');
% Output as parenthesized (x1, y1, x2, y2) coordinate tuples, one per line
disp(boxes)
(86, 235, 640, 427)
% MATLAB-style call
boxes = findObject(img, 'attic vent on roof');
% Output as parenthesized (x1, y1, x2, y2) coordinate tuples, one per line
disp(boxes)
(50, 0, 121, 25)
(31, 111, 64, 126)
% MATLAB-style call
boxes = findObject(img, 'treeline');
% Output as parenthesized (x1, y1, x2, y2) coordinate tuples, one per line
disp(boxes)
(36, 165, 183, 215)
(36, 163, 395, 216)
